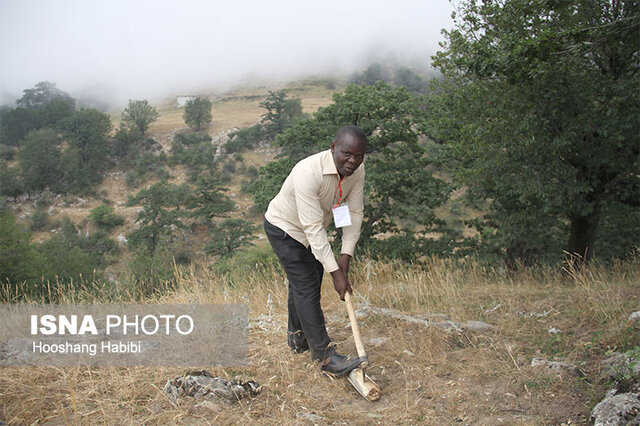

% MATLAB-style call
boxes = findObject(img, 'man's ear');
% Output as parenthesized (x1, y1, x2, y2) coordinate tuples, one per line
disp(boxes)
(330, 141, 336, 153)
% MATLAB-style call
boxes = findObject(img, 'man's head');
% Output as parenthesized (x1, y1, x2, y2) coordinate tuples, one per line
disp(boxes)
(331, 125, 367, 177)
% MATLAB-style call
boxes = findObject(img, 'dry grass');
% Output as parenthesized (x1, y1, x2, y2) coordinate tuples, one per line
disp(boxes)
(1, 255, 638, 424)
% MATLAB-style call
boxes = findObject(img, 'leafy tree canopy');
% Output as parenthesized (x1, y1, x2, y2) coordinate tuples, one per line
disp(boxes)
(249, 81, 453, 259)
(17, 81, 76, 110)
(184, 97, 213, 131)
(427, 0, 639, 264)
(121, 99, 159, 137)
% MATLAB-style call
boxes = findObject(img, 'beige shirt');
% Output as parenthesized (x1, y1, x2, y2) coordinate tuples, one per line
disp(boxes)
(265, 149, 365, 273)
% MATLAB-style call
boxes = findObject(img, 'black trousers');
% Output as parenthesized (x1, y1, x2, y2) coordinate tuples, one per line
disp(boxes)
(264, 219, 335, 361)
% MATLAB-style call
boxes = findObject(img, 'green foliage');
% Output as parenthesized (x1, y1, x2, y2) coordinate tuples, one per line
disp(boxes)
(0, 97, 74, 147)
(393, 67, 429, 94)
(170, 130, 215, 180)
(250, 81, 451, 259)
(126, 181, 191, 255)
(121, 99, 159, 136)
(125, 245, 186, 298)
(183, 97, 212, 131)
(0, 166, 23, 199)
(0, 107, 42, 146)
(17, 81, 75, 110)
(37, 218, 108, 282)
(133, 151, 169, 183)
(211, 243, 280, 276)
(188, 172, 234, 226)
(350, 63, 391, 85)
(224, 90, 304, 153)
(427, 0, 640, 264)
(89, 203, 125, 230)
(0, 206, 41, 286)
(1, 210, 114, 300)
(204, 218, 258, 257)
(259, 90, 305, 138)
(18, 128, 62, 193)
(59, 109, 112, 193)
(225, 124, 264, 153)
(246, 158, 296, 213)
(28, 206, 49, 231)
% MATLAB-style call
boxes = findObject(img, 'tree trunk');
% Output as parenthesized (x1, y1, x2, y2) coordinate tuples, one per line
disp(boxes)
(566, 205, 601, 263)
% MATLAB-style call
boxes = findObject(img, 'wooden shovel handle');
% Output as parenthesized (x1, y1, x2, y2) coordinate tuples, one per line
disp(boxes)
(344, 292, 367, 360)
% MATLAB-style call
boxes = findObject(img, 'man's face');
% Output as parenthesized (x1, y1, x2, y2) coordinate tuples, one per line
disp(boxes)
(331, 133, 366, 177)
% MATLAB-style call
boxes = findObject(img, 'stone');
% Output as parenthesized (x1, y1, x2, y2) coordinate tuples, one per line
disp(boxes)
(117, 234, 128, 248)
(296, 412, 327, 424)
(591, 392, 640, 426)
(355, 305, 494, 333)
(601, 352, 640, 381)
(368, 337, 389, 347)
(531, 357, 584, 377)
(630, 312, 640, 322)
(464, 320, 496, 332)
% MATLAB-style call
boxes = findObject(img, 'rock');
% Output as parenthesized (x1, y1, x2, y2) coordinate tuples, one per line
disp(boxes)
(47, 206, 55, 215)
(355, 305, 493, 333)
(548, 327, 560, 334)
(601, 352, 640, 381)
(296, 412, 327, 424)
(531, 357, 584, 377)
(464, 320, 496, 332)
(591, 392, 640, 426)
(164, 370, 260, 404)
(116, 234, 128, 248)
(630, 312, 640, 322)
(369, 337, 389, 347)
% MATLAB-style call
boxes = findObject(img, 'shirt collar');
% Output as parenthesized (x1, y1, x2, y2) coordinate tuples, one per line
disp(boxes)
(321, 149, 339, 176)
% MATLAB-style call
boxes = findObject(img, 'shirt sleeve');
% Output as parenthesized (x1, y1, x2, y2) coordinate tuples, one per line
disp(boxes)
(341, 166, 365, 256)
(291, 168, 340, 273)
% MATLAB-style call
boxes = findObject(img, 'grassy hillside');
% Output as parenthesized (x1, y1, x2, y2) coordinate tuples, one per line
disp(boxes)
(2, 78, 638, 424)
(1, 255, 638, 424)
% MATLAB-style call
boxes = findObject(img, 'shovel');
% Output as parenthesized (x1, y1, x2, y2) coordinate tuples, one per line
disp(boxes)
(344, 291, 381, 401)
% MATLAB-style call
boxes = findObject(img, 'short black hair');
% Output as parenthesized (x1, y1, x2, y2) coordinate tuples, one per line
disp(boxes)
(335, 125, 367, 145)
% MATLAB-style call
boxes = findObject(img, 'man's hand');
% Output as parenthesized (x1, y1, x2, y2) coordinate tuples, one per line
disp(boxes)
(330, 269, 352, 301)
(337, 253, 351, 276)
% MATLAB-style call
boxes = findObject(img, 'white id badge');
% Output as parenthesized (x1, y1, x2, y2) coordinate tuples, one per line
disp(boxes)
(332, 204, 352, 228)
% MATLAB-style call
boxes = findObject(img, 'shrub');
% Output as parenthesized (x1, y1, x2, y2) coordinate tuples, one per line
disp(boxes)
(89, 203, 125, 230)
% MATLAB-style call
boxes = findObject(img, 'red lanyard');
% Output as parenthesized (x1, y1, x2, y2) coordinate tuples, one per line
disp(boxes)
(333, 176, 344, 209)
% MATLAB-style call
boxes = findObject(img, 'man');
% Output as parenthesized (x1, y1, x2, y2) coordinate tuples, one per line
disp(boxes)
(263, 125, 367, 376)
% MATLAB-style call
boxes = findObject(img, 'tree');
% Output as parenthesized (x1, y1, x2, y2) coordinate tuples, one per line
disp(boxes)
(17, 81, 75, 110)
(427, 0, 640, 264)
(249, 81, 453, 259)
(189, 172, 234, 226)
(89, 203, 125, 230)
(59, 109, 112, 192)
(350, 63, 392, 85)
(121, 99, 159, 137)
(259, 90, 304, 138)
(0, 206, 40, 286)
(204, 218, 257, 257)
(18, 128, 62, 193)
(393, 67, 429, 94)
(0, 166, 23, 199)
(0, 96, 74, 147)
(126, 181, 191, 255)
(184, 97, 212, 131)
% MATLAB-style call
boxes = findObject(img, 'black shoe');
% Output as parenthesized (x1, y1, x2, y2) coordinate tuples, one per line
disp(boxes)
(321, 353, 364, 376)
(288, 332, 309, 353)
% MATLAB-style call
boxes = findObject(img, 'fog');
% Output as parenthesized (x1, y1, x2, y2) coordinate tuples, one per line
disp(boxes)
(0, 0, 454, 109)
